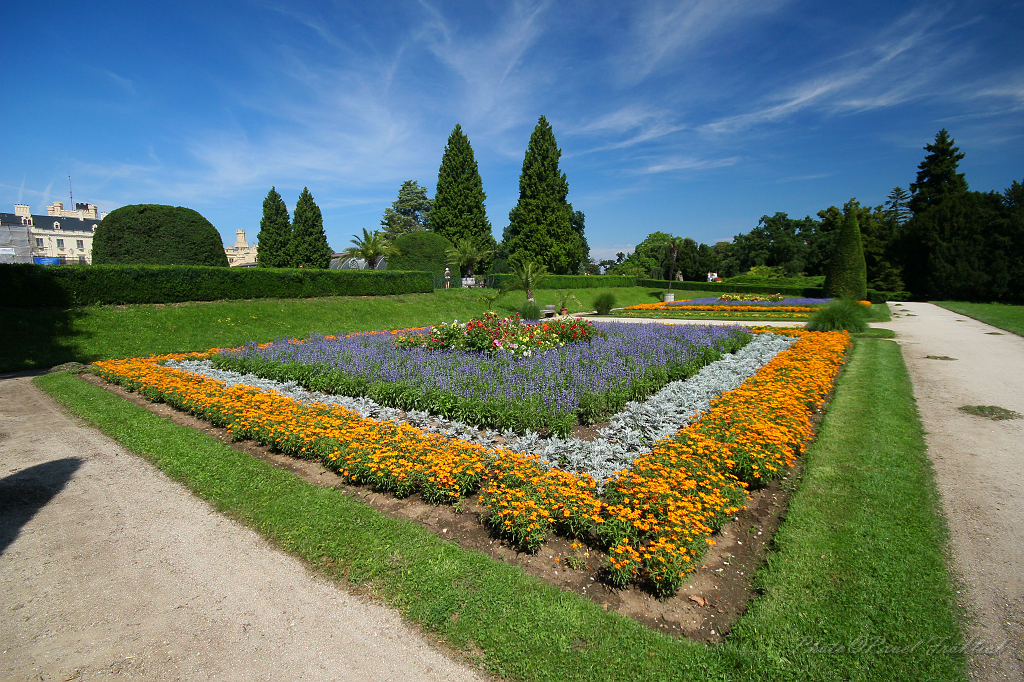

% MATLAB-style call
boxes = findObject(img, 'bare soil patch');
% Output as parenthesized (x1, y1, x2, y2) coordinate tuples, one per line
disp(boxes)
(79, 371, 808, 643)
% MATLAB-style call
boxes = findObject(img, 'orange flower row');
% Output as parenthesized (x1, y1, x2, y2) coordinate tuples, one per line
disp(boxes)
(91, 327, 849, 596)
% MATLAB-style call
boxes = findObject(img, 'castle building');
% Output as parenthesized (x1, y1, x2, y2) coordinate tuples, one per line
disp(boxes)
(0, 203, 104, 264)
(225, 229, 258, 266)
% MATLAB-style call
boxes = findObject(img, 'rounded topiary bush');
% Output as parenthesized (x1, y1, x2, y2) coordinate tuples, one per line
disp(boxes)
(92, 204, 228, 267)
(805, 299, 868, 332)
(388, 231, 455, 284)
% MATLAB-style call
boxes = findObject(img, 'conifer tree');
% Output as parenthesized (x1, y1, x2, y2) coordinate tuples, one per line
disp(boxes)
(909, 129, 968, 216)
(505, 115, 583, 274)
(883, 186, 912, 227)
(256, 187, 292, 267)
(381, 180, 432, 239)
(823, 200, 868, 299)
(290, 187, 332, 269)
(432, 124, 496, 269)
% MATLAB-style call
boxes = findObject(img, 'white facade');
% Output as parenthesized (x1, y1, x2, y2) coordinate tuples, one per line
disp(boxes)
(225, 229, 258, 266)
(9, 204, 102, 264)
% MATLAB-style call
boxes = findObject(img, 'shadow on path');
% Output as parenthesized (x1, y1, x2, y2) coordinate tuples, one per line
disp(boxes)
(0, 457, 82, 554)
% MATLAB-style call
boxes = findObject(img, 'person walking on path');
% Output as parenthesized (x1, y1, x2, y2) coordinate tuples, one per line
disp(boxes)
(444, 267, 451, 289)
(886, 301, 1024, 682)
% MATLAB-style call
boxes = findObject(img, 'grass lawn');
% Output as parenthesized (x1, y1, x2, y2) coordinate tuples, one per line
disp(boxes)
(0, 286, 737, 373)
(33, 334, 967, 681)
(932, 301, 1024, 337)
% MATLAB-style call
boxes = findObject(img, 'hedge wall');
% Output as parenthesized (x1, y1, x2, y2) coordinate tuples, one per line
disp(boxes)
(636, 279, 826, 297)
(0, 264, 433, 308)
(486, 274, 640, 290)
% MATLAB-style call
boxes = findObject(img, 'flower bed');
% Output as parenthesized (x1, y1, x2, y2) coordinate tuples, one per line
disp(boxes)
(91, 327, 849, 597)
(209, 319, 751, 437)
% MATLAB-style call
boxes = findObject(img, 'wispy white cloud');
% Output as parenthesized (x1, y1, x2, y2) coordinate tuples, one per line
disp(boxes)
(100, 69, 136, 95)
(636, 155, 740, 174)
(699, 7, 968, 135)
(615, 0, 789, 85)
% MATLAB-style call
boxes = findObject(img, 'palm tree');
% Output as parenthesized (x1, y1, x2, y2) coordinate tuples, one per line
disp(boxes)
(445, 238, 494, 279)
(344, 229, 397, 270)
(507, 260, 548, 301)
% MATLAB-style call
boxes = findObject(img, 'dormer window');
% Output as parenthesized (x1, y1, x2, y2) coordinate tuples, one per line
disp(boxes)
(53, 221, 61, 230)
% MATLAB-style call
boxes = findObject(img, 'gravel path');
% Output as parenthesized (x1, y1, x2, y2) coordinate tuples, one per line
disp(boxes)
(0, 373, 486, 682)
(887, 302, 1024, 681)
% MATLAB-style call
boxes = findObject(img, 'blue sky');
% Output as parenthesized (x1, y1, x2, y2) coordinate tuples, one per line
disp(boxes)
(3, 1, 1022, 260)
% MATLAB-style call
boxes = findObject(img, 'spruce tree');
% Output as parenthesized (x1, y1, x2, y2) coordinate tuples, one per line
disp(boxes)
(505, 115, 583, 274)
(290, 187, 332, 269)
(823, 200, 868, 299)
(432, 124, 496, 269)
(256, 187, 292, 268)
(909, 129, 968, 216)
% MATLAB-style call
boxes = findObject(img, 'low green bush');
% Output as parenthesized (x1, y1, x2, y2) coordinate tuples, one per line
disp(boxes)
(519, 300, 542, 320)
(593, 292, 617, 315)
(806, 299, 869, 332)
(0, 263, 433, 307)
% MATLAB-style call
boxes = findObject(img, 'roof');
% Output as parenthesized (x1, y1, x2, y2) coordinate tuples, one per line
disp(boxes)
(0, 212, 100, 233)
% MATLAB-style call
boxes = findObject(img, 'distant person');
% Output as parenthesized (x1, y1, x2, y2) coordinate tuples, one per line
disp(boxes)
(707, 271, 713, 282)
(444, 267, 451, 289)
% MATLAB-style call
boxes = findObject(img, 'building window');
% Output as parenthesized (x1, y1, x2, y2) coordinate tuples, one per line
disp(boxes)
(35, 238, 43, 247)
(53, 221, 61, 230)
(76, 239, 84, 249)
(78, 255, 87, 264)
(56, 239, 64, 249)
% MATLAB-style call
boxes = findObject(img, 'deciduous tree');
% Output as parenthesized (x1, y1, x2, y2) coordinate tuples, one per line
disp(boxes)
(381, 180, 433, 239)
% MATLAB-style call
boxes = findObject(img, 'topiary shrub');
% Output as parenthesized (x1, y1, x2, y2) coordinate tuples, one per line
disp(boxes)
(593, 292, 617, 315)
(823, 202, 867, 299)
(805, 299, 868, 332)
(388, 231, 455, 286)
(92, 204, 229, 267)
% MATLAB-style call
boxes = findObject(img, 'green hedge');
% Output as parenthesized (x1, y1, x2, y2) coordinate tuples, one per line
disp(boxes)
(637, 279, 826, 297)
(487, 274, 639, 290)
(0, 264, 433, 307)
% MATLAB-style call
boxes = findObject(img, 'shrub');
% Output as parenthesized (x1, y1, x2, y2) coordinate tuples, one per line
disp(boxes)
(92, 204, 229, 267)
(0, 263, 432, 307)
(519, 300, 542, 320)
(823, 202, 868, 299)
(806, 299, 868, 332)
(593, 292, 617, 315)
(389, 232, 455, 286)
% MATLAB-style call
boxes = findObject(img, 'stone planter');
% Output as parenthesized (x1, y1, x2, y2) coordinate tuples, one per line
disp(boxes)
(663, 293, 675, 303)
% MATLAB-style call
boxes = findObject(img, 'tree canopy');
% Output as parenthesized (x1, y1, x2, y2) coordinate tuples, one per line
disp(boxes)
(92, 204, 228, 267)
(291, 187, 332, 268)
(505, 116, 584, 274)
(256, 187, 292, 268)
(381, 180, 433, 239)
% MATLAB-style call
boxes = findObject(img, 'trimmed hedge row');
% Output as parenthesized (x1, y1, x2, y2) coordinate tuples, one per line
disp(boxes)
(0, 264, 433, 308)
(637, 279, 827, 297)
(486, 274, 640, 290)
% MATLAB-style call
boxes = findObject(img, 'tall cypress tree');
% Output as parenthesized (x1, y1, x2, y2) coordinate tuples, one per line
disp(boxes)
(432, 124, 495, 269)
(256, 187, 292, 268)
(290, 187, 332, 269)
(823, 200, 868, 299)
(505, 115, 583, 274)
(909, 129, 968, 216)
